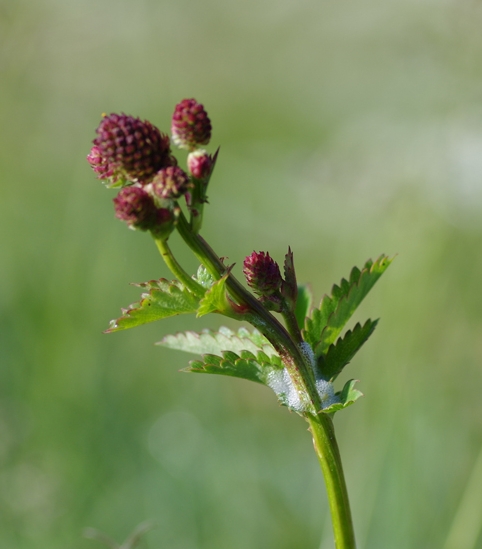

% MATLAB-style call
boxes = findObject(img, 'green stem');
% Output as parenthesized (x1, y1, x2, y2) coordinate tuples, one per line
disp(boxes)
(153, 237, 206, 299)
(189, 179, 205, 234)
(307, 414, 357, 549)
(281, 308, 303, 345)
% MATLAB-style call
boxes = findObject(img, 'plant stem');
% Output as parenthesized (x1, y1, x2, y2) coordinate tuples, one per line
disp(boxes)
(281, 308, 303, 345)
(153, 236, 206, 299)
(307, 413, 357, 549)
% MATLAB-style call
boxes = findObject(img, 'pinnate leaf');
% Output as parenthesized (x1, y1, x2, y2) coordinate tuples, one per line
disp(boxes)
(295, 284, 313, 330)
(323, 379, 363, 414)
(281, 247, 297, 307)
(196, 274, 230, 317)
(106, 278, 200, 332)
(304, 255, 391, 356)
(157, 326, 277, 357)
(186, 349, 283, 384)
(192, 265, 215, 289)
(319, 319, 378, 381)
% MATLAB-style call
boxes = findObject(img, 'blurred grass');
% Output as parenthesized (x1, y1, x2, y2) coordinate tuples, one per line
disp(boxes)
(2, 0, 482, 547)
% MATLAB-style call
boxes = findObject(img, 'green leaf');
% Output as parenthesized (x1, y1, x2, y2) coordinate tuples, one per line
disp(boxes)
(320, 319, 378, 381)
(295, 284, 313, 329)
(304, 255, 392, 356)
(106, 278, 200, 332)
(196, 275, 227, 317)
(281, 247, 297, 307)
(158, 326, 278, 357)
(322, 379, 363, 414)
(196, 274, 230, 317)
(192, 265, 215, 289)
(186, 349, 283, 384)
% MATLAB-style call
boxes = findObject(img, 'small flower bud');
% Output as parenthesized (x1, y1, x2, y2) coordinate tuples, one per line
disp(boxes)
(150, 166, 192, 201)
(171, 99, 211, 150)
(187, 150, 213, 180)
(113, 186, 158, 231)
(243, 251, 282, 296)
(87, 145, 121, 186)
(94, 114, 173, 184)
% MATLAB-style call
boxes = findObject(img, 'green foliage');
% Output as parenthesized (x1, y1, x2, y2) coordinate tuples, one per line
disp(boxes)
(281, 248, 297, 307)
(197, 275, 230, 317)
(158, 326, 277, 357)
(192, 265, 215, 289)
(304, 255, 392, 357)
(186, 349, 283, 384)
(319, 319, 378, 381)
(106, 278, 200, 332)
(108, 256, 389, 417)
(295, 285, 313, 329)
(323, 380, 363, 414)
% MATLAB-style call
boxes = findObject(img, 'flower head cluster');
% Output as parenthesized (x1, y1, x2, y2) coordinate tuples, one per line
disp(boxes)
(87, 100, 214, 236)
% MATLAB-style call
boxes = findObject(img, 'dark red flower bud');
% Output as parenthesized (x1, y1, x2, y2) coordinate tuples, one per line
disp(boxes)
(113, 186, 158, 231)
(187, 150, 213, 180)
(171, 99, 211, 150)
(243, 251, 282, 296)
(150, 166, 192, 201)
(94, 114, 173, 184)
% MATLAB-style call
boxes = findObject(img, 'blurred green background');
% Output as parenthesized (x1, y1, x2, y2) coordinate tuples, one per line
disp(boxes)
(2, 0, 482, 548)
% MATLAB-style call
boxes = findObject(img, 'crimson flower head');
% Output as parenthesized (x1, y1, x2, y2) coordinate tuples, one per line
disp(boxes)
(243, 251, 282, 296)
(171, 99, 211, 151)
(93, 114, 173, 184)
(113, 186, 158, 231)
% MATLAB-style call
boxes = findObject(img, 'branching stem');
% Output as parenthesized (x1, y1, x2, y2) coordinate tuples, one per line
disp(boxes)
(153, 236, 206, 299)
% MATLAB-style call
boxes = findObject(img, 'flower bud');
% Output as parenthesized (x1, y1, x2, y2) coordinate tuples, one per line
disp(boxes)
(171, 99, 211, 150)
(150, 166, 192, 201)
(113, 186, 158, 231)
(94, 114, 172, 184)
(87, 145, 121, 186)
(187, 150, 213, 180)
(243, 251, 282, 296)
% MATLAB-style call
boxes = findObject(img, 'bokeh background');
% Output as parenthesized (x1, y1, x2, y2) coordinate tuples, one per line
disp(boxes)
(2, 0, 482, 548)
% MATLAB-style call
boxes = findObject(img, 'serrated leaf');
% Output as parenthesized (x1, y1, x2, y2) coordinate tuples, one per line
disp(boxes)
(304, 255, 392, 356)
(281, 247, 297, 307)
(295, 284, 313, 329)
(319, 319, 378, 381)
(158, 326, 278, 358)
(196, 275, 229, 317)
(156, 327, 281, 367)
(106, 278, 200, 332)
(185, 349, 282, 384)
(192, 265, 215, 289)
(322, 379, 363, 414)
